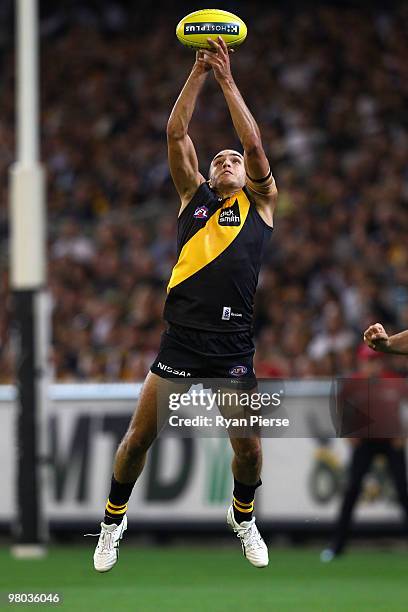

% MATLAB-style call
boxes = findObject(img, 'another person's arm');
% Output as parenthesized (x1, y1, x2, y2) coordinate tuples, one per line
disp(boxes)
(364, 323, 408, 355)
(166, 53, 210, 211)
(199, 37, 277, 224)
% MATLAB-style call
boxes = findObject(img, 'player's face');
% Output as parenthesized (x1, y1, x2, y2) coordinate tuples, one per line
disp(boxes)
(209, 150, 246, 194)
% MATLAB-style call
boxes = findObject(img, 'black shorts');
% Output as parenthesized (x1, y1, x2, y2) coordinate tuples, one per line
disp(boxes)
(150, 324, 257, 389)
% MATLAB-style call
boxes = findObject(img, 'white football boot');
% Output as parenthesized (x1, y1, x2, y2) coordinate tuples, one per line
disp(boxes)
(227, 505, 269, 568)
(91, 515, 128, 572)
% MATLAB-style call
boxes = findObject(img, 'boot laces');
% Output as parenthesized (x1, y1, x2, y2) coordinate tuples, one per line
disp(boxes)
(84, 527, 115, 553)
(236, 521, 263, 552)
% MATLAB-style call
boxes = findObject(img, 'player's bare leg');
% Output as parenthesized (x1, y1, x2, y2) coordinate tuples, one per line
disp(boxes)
(113, 371, 162, 483)
(231, 436, 262, 485)
(92, 372, 172, 572)
(227, 435, 268, 568)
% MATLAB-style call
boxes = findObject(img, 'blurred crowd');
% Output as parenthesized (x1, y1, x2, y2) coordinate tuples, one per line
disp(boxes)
(1, 1, 408, 381)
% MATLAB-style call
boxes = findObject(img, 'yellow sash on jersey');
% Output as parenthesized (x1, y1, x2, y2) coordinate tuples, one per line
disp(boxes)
(167, 189, 250, 293)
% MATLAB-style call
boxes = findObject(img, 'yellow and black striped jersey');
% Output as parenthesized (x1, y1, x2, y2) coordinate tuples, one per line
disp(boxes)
(164, 182, 272, 332)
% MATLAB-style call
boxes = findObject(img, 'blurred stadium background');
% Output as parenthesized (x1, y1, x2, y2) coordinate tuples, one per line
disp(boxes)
(1, 0, 408, 610)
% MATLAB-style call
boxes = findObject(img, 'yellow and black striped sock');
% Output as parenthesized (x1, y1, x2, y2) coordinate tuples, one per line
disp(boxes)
(232, 478, 262, 524)
(233, 496, 254, 523)
(104, 475, 135, 526)
(105, 501, 128, 525)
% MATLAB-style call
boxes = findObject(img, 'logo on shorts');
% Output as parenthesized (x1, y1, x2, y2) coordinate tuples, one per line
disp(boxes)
(229, 365, 248, 377)
(157, 362, 191, 377)
(194, 206, 209, 219)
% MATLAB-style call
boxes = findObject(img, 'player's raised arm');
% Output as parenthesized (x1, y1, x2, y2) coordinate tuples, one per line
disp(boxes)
(364, 323, 408, 355)
(201, 37, 277, 221)
(166, 52, 209, 210)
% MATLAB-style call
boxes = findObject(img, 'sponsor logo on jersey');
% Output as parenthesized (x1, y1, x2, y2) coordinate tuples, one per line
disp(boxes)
(157, 362, 191, 377)
(222, 307, 231, 320)
(193, 205, 209, 219)
(229, 365, 248, 377)
(218, 199, 241, 226)
(222, 306, 243, 321)
(184, 23, 239, 35)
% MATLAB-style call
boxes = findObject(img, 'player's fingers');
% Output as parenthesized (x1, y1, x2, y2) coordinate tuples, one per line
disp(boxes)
(372, 333, 386, 341)
(364, 324, 381, 338)
(203, 50, 222, 62)
(202, 52, 218, 65)
(202, 54, 222, 71)
(363, 330, 378, 347)
(207, 38, 220, 52)
(217, 36, 228, 53)
(209, 38, 228, 61)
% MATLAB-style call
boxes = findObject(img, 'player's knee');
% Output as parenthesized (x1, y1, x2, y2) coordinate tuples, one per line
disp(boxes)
(234, 441, 262, 467)
(121, 430, 153, 460)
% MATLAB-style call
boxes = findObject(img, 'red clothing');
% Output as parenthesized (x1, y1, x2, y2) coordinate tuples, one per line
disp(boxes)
(336, 371, 408, 439)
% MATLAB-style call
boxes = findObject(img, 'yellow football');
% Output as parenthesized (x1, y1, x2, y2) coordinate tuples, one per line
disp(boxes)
(176, 9, 247, 50)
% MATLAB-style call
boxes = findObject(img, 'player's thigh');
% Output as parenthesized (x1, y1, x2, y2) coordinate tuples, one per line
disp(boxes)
(124, 372, 190, 448)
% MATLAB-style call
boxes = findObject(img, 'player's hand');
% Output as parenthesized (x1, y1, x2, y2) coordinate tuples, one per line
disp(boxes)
(363, 323, 390, 352)
(202, 36, 233, 82)
(194, 50, 212, 74)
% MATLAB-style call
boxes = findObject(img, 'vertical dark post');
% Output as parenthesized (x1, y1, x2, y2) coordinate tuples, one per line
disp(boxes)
(14, 291, 41, 545)
(10, 0, 47, 557)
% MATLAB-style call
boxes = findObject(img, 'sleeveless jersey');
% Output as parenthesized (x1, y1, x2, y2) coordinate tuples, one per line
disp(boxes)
(164, 182, 273, 332)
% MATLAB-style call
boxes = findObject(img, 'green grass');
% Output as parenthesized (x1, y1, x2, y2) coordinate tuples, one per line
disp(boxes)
(0, 546, 407, 612)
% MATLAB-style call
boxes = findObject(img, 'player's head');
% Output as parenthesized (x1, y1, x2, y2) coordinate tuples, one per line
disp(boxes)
(208, 149, 246, 194)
